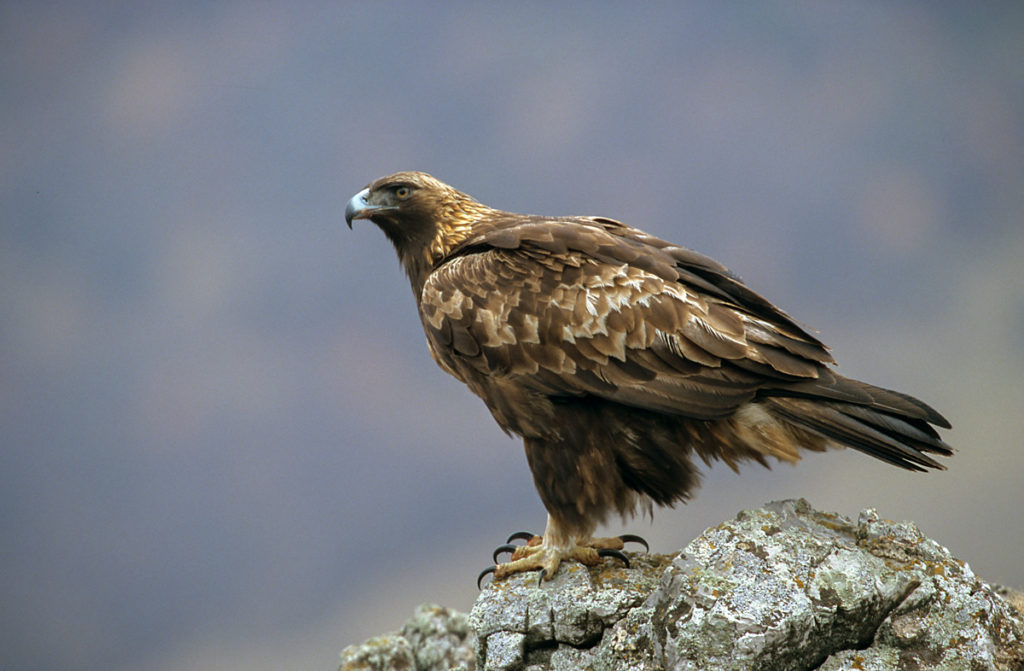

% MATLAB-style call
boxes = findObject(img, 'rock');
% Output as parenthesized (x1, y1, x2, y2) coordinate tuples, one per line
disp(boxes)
(340, 603, 474, 671)
(341, 500, 1024, 671)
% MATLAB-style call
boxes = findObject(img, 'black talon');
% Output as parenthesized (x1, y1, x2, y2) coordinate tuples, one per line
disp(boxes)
(492, 543, 518, 563)
(618, 534, 649, 553)
(537, 568, 547, 587)
(506, 531, 536, 544)
(477, 565, 497, 590)
(597, 547, 631, 568)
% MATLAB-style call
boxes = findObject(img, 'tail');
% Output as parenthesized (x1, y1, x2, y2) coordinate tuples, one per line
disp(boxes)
(758, 370, 953, 472)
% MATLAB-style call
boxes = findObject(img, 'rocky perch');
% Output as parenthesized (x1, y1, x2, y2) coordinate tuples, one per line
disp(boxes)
(340, 499, 1024, 671)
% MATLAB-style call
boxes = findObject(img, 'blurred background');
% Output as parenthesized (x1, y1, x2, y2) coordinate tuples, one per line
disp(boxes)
(3, 3, 1022, 670)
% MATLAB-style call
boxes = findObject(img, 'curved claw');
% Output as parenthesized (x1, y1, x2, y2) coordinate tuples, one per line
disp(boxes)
(537, 568, 547, 587)
(492, 543, 518, 563)
(618, 533, 649, 553)
(597, 547, 630, 568)
(477, 565, 497, 590)
(506, 531, 536, 544)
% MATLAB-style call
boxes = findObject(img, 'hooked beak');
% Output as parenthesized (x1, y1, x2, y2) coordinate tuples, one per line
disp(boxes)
(345, 187, 397, 228)
(344, 188, 370, 228)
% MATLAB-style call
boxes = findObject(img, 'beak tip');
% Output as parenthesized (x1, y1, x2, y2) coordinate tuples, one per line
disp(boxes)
(344, 188, 371, 229)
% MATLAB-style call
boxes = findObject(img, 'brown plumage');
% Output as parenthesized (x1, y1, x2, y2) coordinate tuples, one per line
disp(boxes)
(345, 171, 952, 580)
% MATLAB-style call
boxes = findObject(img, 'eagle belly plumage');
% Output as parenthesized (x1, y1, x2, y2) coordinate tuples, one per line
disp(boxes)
(345, 171, 952, 583)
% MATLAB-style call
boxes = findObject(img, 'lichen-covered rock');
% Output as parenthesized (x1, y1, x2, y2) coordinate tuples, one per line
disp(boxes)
(339, 633, 414, 671)
(341, 500, 1024, 671)
(469, 549, 672, 670)
(643, 500, 1024, 670)
(340, 603, 474, 671)
(470, 499, 1024, 671)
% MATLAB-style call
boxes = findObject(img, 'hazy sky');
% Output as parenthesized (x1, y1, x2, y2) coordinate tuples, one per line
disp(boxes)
(3, 3, 1023, 670)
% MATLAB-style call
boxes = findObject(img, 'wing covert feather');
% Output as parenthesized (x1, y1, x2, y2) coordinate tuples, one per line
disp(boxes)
(420, 221, 834, 420)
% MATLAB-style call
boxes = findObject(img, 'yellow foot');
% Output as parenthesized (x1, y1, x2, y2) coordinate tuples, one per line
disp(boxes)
(477, 532, 647, 588)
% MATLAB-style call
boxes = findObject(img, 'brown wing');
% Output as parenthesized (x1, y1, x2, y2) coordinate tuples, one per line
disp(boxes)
(418, 218, 834, 423)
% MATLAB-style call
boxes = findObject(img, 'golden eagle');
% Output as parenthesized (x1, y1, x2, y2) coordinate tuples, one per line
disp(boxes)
(345, 171, 952, 583)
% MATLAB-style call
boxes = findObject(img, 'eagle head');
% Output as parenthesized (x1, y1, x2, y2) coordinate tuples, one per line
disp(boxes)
(345, 171, 492, 290)
(345, 171, 451, 229)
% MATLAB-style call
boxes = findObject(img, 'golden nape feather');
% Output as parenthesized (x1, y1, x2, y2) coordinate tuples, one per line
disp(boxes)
(345, 171, 952, 583)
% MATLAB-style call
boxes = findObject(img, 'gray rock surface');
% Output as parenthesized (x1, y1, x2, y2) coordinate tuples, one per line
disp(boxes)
(340, 603, 474, 671)
(341, 500, 1024, 671)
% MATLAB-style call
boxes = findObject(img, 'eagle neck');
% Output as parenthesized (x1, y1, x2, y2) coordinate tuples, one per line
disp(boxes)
(408, 203, 500, 299)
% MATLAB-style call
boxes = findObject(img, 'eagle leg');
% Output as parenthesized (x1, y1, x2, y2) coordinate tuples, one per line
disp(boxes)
(478, 541, 631, 588)
(492, 532, 647, 563)
(479, 517, 641, 588)
(490, 540, 606, 582)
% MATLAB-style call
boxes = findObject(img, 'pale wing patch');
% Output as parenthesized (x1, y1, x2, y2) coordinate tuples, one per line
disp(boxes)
(519, 313, 540, 344)
(422, 245, 824, 422)
(552, 261, 754, 367)
(474, 307, 517, 347)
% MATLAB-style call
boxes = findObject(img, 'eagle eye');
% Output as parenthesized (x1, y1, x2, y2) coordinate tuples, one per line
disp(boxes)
(395, 186, 411, 199)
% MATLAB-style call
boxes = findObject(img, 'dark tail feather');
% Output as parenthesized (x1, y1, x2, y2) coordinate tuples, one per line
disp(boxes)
(761, 375, 953, 472)
(768, 369, 952, 428)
